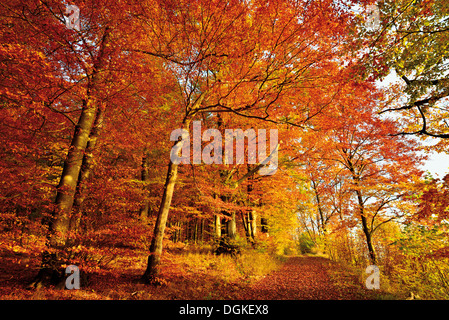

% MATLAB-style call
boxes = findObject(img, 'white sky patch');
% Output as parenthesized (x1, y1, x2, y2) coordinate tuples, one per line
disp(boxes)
(376, 71, 449, 178)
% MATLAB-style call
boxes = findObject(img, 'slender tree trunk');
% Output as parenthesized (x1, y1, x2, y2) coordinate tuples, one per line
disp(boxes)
(226, 212, 237, 240)
(142, 119, 190, 282)
(249, 209, 257, 240)
(139, 201, 150, 220)
(174, 221, 182, 242)
(142, 159, 178, 280)
(361, 211, 377, 265)
(176, 221, 181, 242)
(261, 217, 268, 234)
(245, 169, 257, 243)
(194, 219, 198, 244)
(242, 209, 257, 242)
(214, 214, 221, 239)
(200, 218, 204, 243)
(141, 90, 208, 282)
(139, 148, 151, 220)
(311, 178, 329, 253)
(347, 157, 377, 265)
(241, 210, 249, 238)
(355, 189, 377, 265)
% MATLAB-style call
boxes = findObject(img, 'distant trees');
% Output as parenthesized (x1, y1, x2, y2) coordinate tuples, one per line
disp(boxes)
(298, 82, 424, 264)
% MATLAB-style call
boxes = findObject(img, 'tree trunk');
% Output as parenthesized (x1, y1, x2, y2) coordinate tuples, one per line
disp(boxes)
(142, 159, 178, 281)
(142, 119, 190, 282)
(48, 99, 98, 248)
(139, 202, 150, 220)
(355, 189, 377, 265)
(141, 91, 206, 282)
(30, 28, 111, 289)
(194, 219, 198, 244)
(249, 209, 257, 240)
(214, 214, 221, 239)
(172, 221, 182, 242)
(244, 169, 257, 243)
(241, 210, 249, 238)
(261, 217, 268, 234)
(226, 212, 237, 240)
(32, 86, 101, 288)
(311, 178, 329, 253)
(200, 218, 204, 243)
(361, 211, 377, 265)
(139, 149, 151, 220)
(347, 158, 377, 265)
(48, 27, 110, 250)
(242, 209, 256, 242)
(69, 102, 106, 235)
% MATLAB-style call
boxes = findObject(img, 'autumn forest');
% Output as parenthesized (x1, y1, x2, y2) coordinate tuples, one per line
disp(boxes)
(1, 0, 449, 302)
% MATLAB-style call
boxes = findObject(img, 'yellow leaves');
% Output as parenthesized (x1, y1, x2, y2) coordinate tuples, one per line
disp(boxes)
(9, 245, 27, 254)
(70, 244, 85, 254)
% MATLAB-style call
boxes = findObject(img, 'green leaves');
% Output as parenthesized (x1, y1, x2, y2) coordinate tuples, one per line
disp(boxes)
(366, 0, 449, 139)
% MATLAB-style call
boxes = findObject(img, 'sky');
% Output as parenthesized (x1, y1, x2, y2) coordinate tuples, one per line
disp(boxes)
(421, 149, 449, 178)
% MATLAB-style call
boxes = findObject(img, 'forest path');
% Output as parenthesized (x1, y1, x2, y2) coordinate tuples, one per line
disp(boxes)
(237, 256, 380, 300)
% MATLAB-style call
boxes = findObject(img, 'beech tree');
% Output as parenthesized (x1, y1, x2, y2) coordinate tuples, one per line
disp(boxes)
(362, 0, 449, 140)
(1, 0, 181, 285)
(300, 82, 424, 264)
(1, 1, 116, 284)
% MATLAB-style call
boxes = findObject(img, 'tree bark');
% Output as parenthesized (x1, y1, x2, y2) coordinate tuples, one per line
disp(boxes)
(139, 149, 151, 220)
(142, 119, 190, 282)
(214, 214, 222, 239)
(355, 188, 377, 265)
(245, 169, 257, 243)
(48, 99, 98, 248)
(249, 209, 257, 240)
(141, 91, 206, 282)
(242, 209, 257, 242)
(69, 102, 106, 234)
(347, 156, 377, 265)
(261, 217, 268, 233)
(30, 27, 111, 289)
(198, 218, 204, 243)
(226, 212, 237, 240)
(48, 27, 110, 250)
(142, 159, 178, 280)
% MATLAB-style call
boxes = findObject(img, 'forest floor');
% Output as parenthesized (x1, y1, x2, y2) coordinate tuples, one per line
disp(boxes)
(0, 241, 393, 300)
(237, 256, 384, 300)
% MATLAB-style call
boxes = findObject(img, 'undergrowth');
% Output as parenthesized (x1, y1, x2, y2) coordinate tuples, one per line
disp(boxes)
(180, 248, 283, 284)
(0, 231, 284, 300)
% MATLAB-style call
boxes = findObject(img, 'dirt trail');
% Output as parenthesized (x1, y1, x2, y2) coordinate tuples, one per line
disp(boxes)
(238, 256, 380, 300)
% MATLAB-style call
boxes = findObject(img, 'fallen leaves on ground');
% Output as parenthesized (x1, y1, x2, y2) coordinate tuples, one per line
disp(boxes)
(234, 256, 381, 300)
(0, 243, 385, 300)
